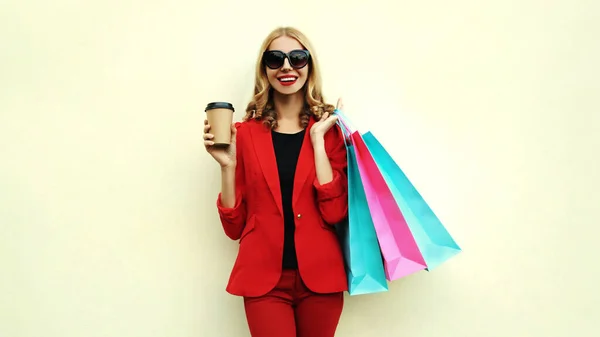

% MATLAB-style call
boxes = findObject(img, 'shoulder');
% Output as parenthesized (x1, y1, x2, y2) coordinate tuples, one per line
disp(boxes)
(235, 119, 262, 135)
(235, 118, 262, 128)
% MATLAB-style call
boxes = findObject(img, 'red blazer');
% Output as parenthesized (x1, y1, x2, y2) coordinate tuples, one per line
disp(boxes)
(216, 116, 349, 297)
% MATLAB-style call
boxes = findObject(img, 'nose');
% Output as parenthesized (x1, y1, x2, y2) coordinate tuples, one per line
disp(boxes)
(281, 57, 292, 71)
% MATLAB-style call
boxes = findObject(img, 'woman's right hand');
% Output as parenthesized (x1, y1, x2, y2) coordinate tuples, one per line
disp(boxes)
(204, 119, 237, 168)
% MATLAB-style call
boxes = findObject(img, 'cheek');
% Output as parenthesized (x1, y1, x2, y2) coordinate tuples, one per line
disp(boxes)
(299, 69, 309, 84)
(265, 69, 278, 84)
(300, 67, 309, 78)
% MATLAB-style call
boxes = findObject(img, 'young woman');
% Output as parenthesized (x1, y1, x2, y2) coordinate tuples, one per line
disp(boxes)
(203, 26, 349, 337)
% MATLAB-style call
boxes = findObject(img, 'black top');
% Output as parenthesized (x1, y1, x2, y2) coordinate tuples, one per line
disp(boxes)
(271, 129, 306, 270)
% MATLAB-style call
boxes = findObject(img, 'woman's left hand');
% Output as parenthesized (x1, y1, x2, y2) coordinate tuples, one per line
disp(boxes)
(311, 98, 344, 145)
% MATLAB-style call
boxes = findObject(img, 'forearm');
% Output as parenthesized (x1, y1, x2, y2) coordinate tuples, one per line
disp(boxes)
(313, 138, 348, 224)
(220, 164, 237, 208)
(313, 139, 334, 185)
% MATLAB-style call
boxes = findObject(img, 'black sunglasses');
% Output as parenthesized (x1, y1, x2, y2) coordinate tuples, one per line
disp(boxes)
(262, 49, 311, 69)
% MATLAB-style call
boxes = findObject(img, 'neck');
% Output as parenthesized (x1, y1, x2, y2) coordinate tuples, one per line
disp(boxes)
(273, 90, 304, 122)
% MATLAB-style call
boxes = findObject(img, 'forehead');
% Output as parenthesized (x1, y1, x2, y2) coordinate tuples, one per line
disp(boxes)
(268, 36, 304, 52)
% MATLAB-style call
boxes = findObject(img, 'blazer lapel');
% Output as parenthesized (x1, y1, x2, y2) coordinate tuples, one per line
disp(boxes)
(249, 121, 283, 217)
(292, 117, 316, 208)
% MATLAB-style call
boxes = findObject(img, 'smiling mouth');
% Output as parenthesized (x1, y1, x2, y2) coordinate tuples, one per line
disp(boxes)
(278, 76, 297, 86)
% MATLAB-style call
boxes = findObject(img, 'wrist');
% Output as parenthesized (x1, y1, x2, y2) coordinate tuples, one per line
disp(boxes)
(221, 161, 236, 171)
(311, 135, 325, 147)
(312, 142, 326, 157)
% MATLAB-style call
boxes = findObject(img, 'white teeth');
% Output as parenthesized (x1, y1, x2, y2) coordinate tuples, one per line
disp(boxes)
(279, 77, 296, 82)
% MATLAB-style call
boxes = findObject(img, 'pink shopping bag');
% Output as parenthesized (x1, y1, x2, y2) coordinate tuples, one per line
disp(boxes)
(346, 126, 427, 280)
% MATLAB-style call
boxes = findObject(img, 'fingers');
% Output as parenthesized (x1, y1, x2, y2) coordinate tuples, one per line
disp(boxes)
(326, 115, 338, 127)
(336, 97, 344, 111)
(202, 127, 215, 148)
(318, 111, 339, 127)
(203, 131, 215, 148)
(229, 123, 237, 144)
(325, 112, 338, 122)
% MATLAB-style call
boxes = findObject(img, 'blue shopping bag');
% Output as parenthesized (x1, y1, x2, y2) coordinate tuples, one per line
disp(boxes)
(362, 131, 461, 270)
(334, 120, 388, 295)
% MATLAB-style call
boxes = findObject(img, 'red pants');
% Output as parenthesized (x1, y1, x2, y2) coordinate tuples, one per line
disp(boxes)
(243, 270, 344, 337)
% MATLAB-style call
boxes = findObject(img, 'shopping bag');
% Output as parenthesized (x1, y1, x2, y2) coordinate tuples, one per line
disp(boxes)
(362, 132, 461, 270)
(334, 120, 388, 295)
(336, 110, 427, 281)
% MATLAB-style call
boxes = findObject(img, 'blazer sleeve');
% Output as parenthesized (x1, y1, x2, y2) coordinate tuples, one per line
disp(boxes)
(313, 124, 349, 225)
(216, 122, 247, 240)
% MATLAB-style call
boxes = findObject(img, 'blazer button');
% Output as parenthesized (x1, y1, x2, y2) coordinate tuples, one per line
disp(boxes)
(297, 214, 302, 219)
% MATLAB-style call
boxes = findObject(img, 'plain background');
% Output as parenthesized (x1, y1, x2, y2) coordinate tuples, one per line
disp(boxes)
(1, 0, 598, 336)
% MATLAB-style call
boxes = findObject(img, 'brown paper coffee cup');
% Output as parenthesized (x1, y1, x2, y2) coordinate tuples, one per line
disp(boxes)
(205, 102, 235, 146)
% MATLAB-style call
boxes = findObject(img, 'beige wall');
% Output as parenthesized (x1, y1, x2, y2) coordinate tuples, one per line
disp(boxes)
(1, 0, 598, 336)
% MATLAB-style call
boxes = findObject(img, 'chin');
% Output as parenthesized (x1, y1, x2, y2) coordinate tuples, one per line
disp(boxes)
(276, 87, 301, 95)
(271, 82, 306, 96)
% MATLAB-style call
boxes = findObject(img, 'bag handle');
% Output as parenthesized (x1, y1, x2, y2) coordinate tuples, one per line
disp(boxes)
(334, 108, 354, 146)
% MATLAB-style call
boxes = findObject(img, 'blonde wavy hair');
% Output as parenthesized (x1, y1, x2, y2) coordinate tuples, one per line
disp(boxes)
(243, 27, 335, 129)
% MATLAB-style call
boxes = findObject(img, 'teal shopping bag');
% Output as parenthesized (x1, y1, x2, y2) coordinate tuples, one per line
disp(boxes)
(335, 123, 388, 295)
(362, 132, 461, 270)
